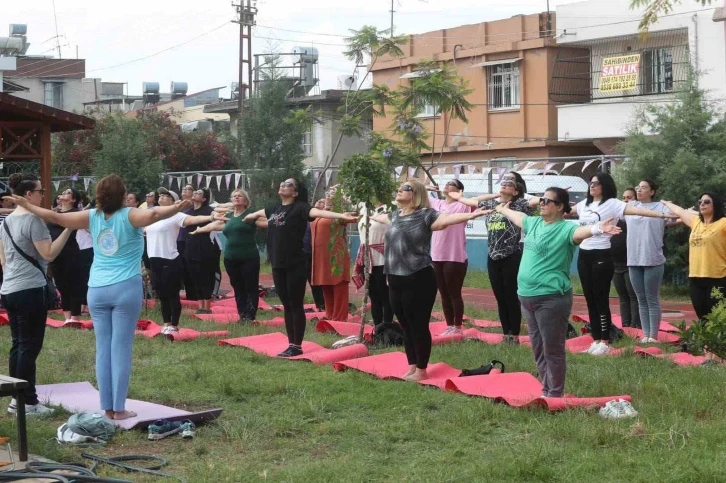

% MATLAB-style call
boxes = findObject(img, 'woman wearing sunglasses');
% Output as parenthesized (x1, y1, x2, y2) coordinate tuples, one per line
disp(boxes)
(495, 188, 621, 397)
(244, 178, 357, 357)
(449, 176, 534, 342)
(662, 193, 726, 322)
(426, 179, 474, 335)
(182, 188, 219, 315)
(570, 173, 675, 355)
(372, 180, 488, 381)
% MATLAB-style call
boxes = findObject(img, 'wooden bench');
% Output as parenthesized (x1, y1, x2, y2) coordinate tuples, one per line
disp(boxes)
(0, 375, 28, 461)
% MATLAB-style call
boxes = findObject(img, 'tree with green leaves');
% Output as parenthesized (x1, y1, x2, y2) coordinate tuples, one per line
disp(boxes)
(631, 0, 712, 31)
(92, 114, 163, 197)
(237, 67, 317, 211)
(616, 76, 726, 278)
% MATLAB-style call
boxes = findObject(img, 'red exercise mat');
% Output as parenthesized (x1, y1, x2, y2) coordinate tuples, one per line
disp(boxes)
(193, 313, 240, 324)
(253, 318, 286, 328)
(535, 395, 633, 412)
(316, 320, 374, 342)
(45, 318, 94, 330)
(429, 322, 465, 344)
(135, 320, 230, 341)
(305, 311, 327, 321)
(217, 332, 369, 365)
(564, 335, 627, 356)
(444, 372, 544, 406)
(463, 328, 505, 345)
(180, 299, 199, 308)
(332, 351, 459, 385)
(519, 335, 532, 347)
(213, 298, 238, 308)
(632, 346, 708, 366)
(470, 320, 501, 329)
(622, 327, 680, 344)
(210, 306, 239, 314)
(258, 298, 273, 311)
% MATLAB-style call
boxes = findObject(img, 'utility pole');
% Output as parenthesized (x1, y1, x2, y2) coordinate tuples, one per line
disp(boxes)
(233, 0, 257, 112)
(390, 0, 395, 37)
(546, 0, 552, 36)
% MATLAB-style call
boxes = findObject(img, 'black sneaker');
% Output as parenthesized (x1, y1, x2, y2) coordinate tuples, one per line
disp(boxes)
(277, 345, 303, 358)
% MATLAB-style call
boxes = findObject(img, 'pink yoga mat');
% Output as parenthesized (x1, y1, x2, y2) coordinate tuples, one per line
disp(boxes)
(428, 322, 465, 344)
(135, 320, 230, 341)
(470, 320, 501, 329)
(564, 335, 627, 356)
(315, 320, 374, 342)
(180, 299, 198, 308)
(217, 332, 369, 365)
(36, 381, 222, 430)
(622, 327, 681, 344)
(194, 313, 240, 324)
(444, 372, 544, 406)
(210, 306, 239, 314)
(464, 328, 505, 345)
(305, 311, 327, 321)
(253, 318, 286, 328)
(45, 318, 94, 330)
(632, 346, 707, 366)
(258, 298, 273, 311)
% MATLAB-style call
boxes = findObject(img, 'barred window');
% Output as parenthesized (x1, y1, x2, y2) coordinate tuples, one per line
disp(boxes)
(43, 82, 63, 109)
(301, 127, 312, 157)
(488, 63, 520, 110)
(642, 48, 674, 94)
(416, 104, 440, 118)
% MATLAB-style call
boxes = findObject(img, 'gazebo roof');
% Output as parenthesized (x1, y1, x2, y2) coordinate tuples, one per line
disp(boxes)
(0, 92, 95, 132)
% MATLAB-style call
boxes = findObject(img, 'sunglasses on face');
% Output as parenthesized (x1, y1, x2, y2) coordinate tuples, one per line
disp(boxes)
(32, 189, 46, 195)
(62, 189, 73, 195)
(500, 181, 515, 188)
(698, 199, 713, 206)
(445, 181, 459, 188)
(193, 190, 204, 196)
(589, 181, 601, 187)
(399, 185, 413, 192)
(539, 198, 557, 206)
(279, 182, 295, 188)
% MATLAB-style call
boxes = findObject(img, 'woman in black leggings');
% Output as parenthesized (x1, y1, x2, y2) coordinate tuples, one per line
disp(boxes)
(244, 178, 357, 357)
(571, 173, 675, 355)
(47, 188, 83, 325)
(372, 180, 486, 381)
(183, 188, 219, 314)
(452, 176, 534, 342)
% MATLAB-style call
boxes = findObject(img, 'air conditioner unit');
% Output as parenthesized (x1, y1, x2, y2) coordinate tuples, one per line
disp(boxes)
(337, 75, 357, 91)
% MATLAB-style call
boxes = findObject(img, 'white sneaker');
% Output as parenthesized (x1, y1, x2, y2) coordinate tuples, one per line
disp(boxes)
(639, 337, 650, 344)
(8, 402, 54, 416)
(599, 400, 627, 419)
(332, 335, 359, 349)
(450, 327, 463, 336)
(616, 399, 638, 418)
(583, 342, 599, 354)
(646, 337, 659, 343)
(439, 327, 455, 336)
(590, 342, 611, 356)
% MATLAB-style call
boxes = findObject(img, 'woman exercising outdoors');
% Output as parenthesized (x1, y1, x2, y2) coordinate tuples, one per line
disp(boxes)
(372, 180, 487, 381)
(244, 178, 357, 358)
(662, 193, 726, 322)
(6, 175, 192, 420)
(570, 173, 676, 356)
(494, 188, 621, 397)
(426, 180, 472, 336)
(450, 174, 534, 342)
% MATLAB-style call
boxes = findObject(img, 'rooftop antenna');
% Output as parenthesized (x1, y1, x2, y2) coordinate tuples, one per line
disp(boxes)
(52, 0, 62, 58)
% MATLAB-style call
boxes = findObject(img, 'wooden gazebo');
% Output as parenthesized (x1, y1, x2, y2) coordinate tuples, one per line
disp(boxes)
(0, 92, 95, 208)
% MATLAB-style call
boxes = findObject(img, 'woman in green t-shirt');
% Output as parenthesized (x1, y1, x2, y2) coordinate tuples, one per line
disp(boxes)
(495, 188, 620, 398)
(193, 189, 265, 322)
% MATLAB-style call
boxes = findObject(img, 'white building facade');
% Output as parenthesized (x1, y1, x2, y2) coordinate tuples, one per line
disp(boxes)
(552, 0, 726, 144)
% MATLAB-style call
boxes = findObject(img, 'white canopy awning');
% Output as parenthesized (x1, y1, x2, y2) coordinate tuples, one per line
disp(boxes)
(399, 69, 442, 79)
(472, 58, 521, 68)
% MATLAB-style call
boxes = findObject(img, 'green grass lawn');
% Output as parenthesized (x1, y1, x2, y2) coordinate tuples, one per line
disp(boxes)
(0, 301, 722, 482)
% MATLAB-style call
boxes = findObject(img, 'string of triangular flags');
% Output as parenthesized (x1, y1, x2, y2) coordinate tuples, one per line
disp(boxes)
(163, 173, 246, 191)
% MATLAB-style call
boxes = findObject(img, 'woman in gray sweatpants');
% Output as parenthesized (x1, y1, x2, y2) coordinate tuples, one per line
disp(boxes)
(494, 188, 622, 398)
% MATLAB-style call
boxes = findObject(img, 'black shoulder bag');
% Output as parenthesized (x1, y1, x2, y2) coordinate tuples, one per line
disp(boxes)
(2, 220, 58, 309)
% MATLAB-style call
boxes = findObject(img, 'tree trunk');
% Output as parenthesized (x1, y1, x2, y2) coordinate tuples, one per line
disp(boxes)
(358, 209, 372, 341)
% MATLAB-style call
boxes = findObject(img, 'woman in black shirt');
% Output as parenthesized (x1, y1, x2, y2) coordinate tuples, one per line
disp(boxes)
(244, 178, 357, 357)
(48, 188, 83, 324)
(183, 188, 219, 314)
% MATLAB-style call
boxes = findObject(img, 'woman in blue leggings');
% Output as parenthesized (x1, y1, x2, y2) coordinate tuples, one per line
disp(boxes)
(7, 175, 197, 420)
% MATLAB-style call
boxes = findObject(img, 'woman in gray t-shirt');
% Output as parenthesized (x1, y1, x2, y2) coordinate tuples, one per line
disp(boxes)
(0, 173, 71, 416)
(626, 179, 673, 342)
(372, 180, 487, 381)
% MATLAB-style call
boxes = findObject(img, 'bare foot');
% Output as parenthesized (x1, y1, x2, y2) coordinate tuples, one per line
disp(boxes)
(402, 365, 416, 378)
(113, 410, 137, 420)
(404, 369, 428, 382)
(104, 410, 114, 420)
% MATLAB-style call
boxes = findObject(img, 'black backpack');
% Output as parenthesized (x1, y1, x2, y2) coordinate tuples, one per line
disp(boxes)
(459, 360, 505, 377)
(372, 322, 405, 347)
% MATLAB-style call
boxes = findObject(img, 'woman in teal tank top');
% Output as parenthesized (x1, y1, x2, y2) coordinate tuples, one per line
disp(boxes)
(7, 175, 197, 421)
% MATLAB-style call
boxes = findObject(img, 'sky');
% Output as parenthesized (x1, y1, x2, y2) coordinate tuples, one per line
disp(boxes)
(3, 0, 592, 97)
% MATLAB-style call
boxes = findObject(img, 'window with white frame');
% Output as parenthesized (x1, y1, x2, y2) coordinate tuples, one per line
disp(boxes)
(642, 48, 674, 94)
(301, 127, 313, 157)
(488, 63, 520, 110)
(43, 81, 64, 109)
(416, 103, 440, 118)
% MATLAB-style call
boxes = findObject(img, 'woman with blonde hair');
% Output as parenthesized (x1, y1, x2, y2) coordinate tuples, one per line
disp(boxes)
(194, 189, 266, 322)
(372, 180, 487, 381)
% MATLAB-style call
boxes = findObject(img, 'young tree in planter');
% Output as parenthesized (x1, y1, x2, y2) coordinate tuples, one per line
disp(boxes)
(338, 151, 398, 341)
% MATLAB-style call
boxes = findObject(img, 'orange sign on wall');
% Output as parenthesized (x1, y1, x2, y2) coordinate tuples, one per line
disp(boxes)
(599, 54, 641, 92)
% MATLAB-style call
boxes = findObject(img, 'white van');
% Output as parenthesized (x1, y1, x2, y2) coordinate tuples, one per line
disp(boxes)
(430, 169, 589, 237)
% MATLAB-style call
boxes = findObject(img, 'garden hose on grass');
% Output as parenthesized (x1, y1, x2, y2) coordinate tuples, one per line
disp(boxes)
(0, 453, 185, 483)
